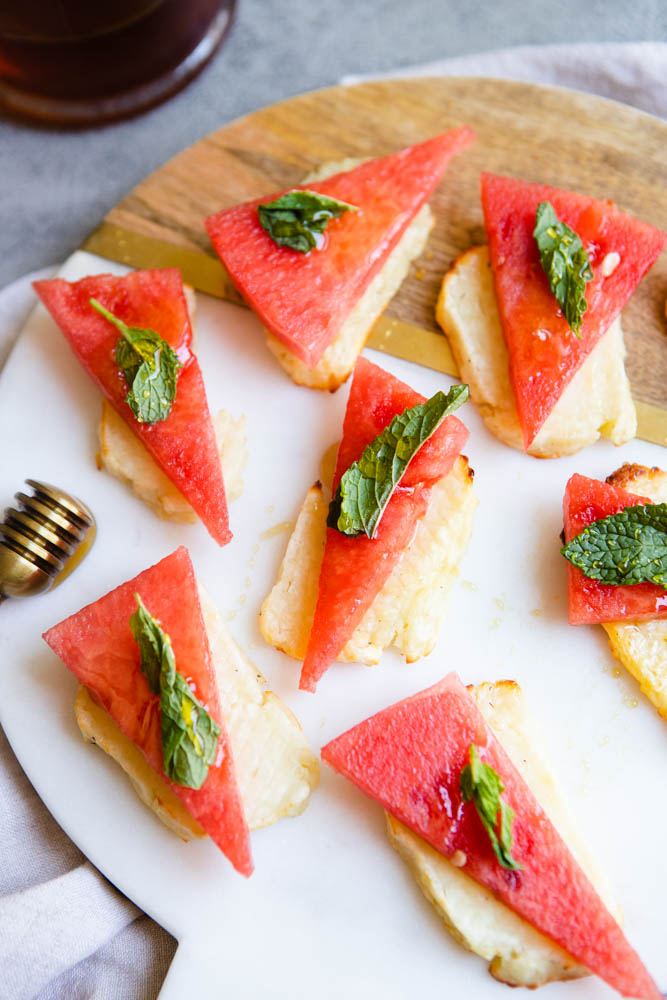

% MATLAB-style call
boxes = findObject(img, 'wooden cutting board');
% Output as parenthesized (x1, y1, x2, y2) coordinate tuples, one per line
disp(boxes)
(83, 76, 667, 443)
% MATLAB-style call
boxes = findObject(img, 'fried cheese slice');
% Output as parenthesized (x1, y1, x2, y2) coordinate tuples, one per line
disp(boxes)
(96, 280, 246, 518)
(435, 246, 636, 458)
(259, 455, 476, 665)
(75, 584, 319, 840)
(601, 463, 667, 719)
(265, 158, 434, 391)
(98, 402, 246, 519)
(266, 205, 433, 391)
(386, 680, 618, 987)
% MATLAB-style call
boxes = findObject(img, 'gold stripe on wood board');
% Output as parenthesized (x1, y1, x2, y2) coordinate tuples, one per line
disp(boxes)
(82, 222, 243, 303)
(80, 223, 667, 449)
(367, 316, 458, 377)
(635, 402, 667, 449)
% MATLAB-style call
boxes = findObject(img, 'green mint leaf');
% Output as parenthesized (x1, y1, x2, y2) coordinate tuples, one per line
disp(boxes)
(130, 595, 171, 695)
(533, 201, 594, 338)
(460, 744, 522, 871)
(258, 189, 357, 253)
(90, 298, 181, 424)
(160, 670, 221, 790)
(130, 595, 221, 790)
(561, 503, 667, 588)
(327, 383, 469, 539)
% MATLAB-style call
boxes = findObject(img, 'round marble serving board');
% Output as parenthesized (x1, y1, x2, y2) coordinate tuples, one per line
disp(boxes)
(2, 79, 667, 1000)
(83, 75, 667, 438)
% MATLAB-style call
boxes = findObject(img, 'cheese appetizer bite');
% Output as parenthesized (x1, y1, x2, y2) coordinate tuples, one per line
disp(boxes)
(98, 401, 246, 523)
(34, 269, 235, 546)
(436, 174, 665, 457)
(562, 463, 667, 720)
(260, 357, 476, 692)
(43, 547, 319, 876)
(96, 284, 246, 522)
(205, 129, 474, 390)
(322, 673, 660, 998)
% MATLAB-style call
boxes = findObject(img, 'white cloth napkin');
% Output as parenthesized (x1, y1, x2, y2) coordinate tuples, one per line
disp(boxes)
(0, 272, 178, 998)
(342, 41, 667, 120)
(1, 40, 665, 1000)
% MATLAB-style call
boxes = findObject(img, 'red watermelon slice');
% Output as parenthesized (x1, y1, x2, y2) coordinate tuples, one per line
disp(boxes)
(43, 546, 252, 876)
(205, 128, 474, 367)
(564, 472, 667, 625)
(33, 269, 231, 547)
(481, 172, 666, 449)
(322, 673, 660, 999)
(299, 357, 468, 692)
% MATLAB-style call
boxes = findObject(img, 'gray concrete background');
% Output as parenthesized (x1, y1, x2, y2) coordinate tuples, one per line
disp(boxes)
(2, 0, 666, 289)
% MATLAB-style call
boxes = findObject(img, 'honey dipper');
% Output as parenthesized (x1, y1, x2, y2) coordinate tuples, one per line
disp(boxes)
(0, 481, 95, 603)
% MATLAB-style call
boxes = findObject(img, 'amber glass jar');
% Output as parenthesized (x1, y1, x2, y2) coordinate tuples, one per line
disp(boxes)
(0, 0, 236, 124)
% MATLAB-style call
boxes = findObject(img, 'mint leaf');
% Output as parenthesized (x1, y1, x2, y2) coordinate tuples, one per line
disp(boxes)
(130, 595, 170, 695)
(328, 383, 469, 539)
(90, 298, 182, 424)
(460, 744, 522, 871)
(561, 503, 667, 588)
(160, 670, 221, 789)
(258, 189, 357, 253)
(533, 201, 593, 338)
(130, 595, 221, 790)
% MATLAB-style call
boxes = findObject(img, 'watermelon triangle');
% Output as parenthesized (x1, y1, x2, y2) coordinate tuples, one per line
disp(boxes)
(205, 128, 475, 367)
(481, 172, 666, 449)
(564, 472, 667, 625)
(33, 269, 231, 547)
(43, 547, 252, 876)
(322, 673, 660, 999)
(299, 357, 468, 692)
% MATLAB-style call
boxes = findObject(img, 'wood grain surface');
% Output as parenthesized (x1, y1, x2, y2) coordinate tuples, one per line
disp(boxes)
(83, 77, 667, 416)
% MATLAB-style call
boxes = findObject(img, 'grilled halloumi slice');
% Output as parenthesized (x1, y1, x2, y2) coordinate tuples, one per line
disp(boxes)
(265, 159, 434, 392)
(600, 463, 667, 719)
(98, 401, 246, 520)
(386, 680, 619, 988)
(436, 246, 636, 458)
(75, 585, 319, 840)
(97, 281, 247, 518)
(266, 205, 433, 391)
(259, 455, 476, 665)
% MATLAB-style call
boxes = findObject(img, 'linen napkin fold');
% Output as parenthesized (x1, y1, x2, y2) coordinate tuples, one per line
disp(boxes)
(0, 723, 176, 1000)
(1, 40, 665, 1000)
(0, 270, 177, 999)
(342, 41, 667, 120)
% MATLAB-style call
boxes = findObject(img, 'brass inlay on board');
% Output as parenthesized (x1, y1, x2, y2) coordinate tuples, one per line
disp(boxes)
(367, 315, 457, 376)
(80, 222, 667, 449)
(82, 222, 243, 304)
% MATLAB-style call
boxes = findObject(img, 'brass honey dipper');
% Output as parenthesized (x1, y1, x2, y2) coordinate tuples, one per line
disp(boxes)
(0, 481, 95, 603)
